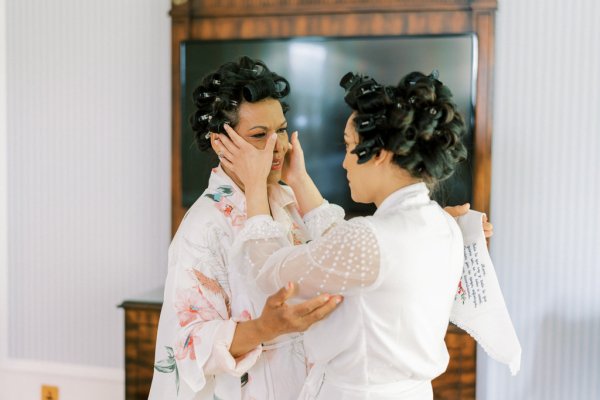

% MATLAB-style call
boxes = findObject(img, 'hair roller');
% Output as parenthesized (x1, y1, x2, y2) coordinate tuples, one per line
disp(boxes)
(243, 77, 274, 102)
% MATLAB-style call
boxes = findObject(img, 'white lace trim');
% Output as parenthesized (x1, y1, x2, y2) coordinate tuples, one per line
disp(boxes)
(302, 201, 345, 239)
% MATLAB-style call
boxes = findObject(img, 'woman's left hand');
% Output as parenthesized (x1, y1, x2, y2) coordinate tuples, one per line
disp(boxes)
(216, 124, 278, 188)
(444, 203, 494, 238)
(282, 131, 308, 186)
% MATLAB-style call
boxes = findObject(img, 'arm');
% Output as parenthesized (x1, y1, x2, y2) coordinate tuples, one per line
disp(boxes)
(166, 230, 261, 391)
(234, 215, 381, 299)
(160, 224, 340, 394)
(283, 132, 324, 215)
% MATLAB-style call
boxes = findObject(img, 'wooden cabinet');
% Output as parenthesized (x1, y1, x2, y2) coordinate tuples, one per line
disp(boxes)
(163, 3, 496, 398)
(119, 288, 163, 400)
(120, 288, 476, 400)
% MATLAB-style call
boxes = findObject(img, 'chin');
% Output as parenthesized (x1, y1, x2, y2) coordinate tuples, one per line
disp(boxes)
(267, 171, 282, 184)
(350, 190, 369, 204)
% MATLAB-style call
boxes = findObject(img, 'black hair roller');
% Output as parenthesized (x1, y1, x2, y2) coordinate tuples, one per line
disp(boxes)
(354, 113, 387, 134)
(351, 136, 385, 164)
(273, 77, 290, 98)
(243, 78, 273, 102)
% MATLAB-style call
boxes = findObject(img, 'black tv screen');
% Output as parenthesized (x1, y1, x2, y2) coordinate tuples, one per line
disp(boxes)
(181, 35, 476, 215)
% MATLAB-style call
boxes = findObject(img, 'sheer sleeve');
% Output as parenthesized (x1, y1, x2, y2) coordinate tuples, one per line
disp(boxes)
(234, 215, 381, 299)
(302, 200, 346, 239)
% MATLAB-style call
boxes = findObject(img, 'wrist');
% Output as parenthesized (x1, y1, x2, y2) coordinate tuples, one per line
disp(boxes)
(287, 171, 311, 190)
(253, 317, 277, 343)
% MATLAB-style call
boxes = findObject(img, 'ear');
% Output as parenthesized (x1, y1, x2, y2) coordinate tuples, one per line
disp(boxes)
(373, 148, 394, 166)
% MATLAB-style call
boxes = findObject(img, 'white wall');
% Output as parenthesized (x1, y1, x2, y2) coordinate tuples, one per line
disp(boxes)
(480, 0, 600, 399)
(1, 0, 171, 398)
(2, 0, 600, 399)
(1, 0, 9, 374)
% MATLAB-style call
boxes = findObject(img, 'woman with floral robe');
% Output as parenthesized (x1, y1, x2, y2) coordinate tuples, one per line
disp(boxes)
(149, 57, 341, 400)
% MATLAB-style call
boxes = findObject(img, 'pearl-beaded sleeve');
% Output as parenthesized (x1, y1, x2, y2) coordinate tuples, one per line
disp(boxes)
(234, 214, 381, 299)
(302, 200, 346, 239)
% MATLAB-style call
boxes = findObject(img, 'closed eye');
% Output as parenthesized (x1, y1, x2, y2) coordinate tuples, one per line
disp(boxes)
(250, 132, 266, 139)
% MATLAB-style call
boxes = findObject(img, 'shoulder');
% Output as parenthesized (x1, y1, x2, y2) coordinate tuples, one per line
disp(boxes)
(369, 200, 456, 237)
(175, 194, 231, 244)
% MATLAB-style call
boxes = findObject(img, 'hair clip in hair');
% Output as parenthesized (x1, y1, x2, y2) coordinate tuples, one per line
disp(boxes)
(204, 132, 211, 139)
(428, 69, 440, 80)
(340, 72, 383, 107)
(354, 113, 387, 134)
(230, 100, 239, 107)
(396, 102, 403, 109)
(212, 79, 221, 85)
(199, 113, 212, 122)
(359, 83, 381, 96)
(351, 135, 385, 164)
(199, 91, 214, 99)
(429, 107, 437, 115)
(409, 96, 417, 104)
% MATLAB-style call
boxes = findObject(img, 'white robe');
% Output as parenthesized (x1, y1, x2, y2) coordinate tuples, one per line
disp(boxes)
(149, 166, 324, 400)
(234, 183, 464, 399)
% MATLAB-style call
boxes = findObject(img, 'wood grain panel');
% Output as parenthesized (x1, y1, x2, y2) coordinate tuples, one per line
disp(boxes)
(170, 1, 497, 398)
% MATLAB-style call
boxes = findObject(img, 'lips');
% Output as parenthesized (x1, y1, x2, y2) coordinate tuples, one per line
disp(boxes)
(271, 159, 282, 171)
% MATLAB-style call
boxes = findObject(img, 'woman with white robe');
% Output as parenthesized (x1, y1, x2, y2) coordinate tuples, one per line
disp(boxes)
(217, 71, 472, 399)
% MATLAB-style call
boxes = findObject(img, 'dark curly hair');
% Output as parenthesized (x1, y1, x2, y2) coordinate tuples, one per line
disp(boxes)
(190, 56, 290, 152)
(340, 70, 467, 184)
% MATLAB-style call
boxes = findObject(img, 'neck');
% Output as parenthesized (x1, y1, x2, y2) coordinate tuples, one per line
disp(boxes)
(221, 164, 246, 192)
(373, 171, 422, 208)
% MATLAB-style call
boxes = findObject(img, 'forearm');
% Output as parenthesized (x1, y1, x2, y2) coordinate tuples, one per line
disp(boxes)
(288, 173, 324, 216)
(245, 182, 270, 218)
(229, 319, 271, 358)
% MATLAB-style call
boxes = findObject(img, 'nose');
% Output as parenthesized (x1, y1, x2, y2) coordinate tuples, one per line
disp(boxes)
(342, 152, 348, 170)
(274, 133, 286, 153)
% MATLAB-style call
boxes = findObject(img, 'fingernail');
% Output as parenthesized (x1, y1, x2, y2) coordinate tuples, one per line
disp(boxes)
(334, 296, 342, 304)
(287, 282, 293, 291)
(322, 295, 330, 302)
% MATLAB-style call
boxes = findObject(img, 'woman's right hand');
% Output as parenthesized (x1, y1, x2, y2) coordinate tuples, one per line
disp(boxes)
(256, 282, 342, 342)
(217, 124, 278, 189)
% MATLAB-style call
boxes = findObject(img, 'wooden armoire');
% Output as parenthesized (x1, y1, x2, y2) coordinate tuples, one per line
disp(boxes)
(121, 1, 497, 399)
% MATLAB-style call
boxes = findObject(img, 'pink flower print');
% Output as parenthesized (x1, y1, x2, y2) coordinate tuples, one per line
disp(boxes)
(175, 328, 201, 360)
(213, 198, 236, 218)
(193, 270, 232, 318)
(455, 280, 467, 304)
(239, 310, 252, 321)
(457, 280, 465, 295)
(174, 287, 220, 327)
(231, 214, 246, 228)
(290, 222, 305, 245)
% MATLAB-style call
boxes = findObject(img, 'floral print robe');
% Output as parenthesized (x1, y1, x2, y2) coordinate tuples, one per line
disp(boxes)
(149, 166, 313, 400)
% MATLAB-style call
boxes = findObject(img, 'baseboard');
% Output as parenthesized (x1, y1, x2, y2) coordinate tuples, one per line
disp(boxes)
(0, 359, 124, 400)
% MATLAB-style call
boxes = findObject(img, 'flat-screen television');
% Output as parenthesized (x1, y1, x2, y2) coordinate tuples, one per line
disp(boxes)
(181, 35, 476, 215)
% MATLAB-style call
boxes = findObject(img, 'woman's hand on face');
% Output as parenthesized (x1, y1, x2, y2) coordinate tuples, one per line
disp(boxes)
(282, 131, 308, 186)
(256, 282, 342, 342)
(216, 124, 278, 188)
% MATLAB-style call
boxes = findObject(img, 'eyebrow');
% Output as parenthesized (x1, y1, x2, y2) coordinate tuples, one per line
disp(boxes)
(248, 120, 287, 131)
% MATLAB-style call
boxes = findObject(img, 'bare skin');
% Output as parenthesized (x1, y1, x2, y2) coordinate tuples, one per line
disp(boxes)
(209, 99, 343, 358)
(230, 282, 341, 357)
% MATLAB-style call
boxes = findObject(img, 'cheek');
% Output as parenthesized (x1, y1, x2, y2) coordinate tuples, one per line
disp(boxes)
(277, 135, 289, 154)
